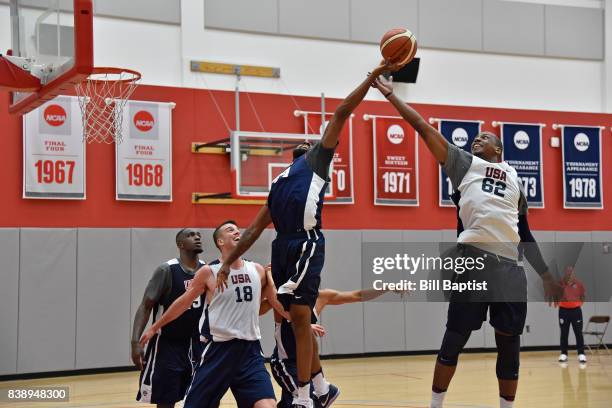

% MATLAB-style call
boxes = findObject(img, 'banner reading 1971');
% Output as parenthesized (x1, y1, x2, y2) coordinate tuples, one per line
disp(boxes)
(23, 96, 86, 199)
(437, 119, 482, 206)
(561, 125, 603, 209)
(499, 122, 544, 208)
(367, 115, 418, 206)
(302, 111, 354, 204)
(116, 100, 174, 201)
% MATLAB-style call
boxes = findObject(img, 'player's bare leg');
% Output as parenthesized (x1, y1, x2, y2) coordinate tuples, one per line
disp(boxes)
(430, 362, 456, 408)
(495, 330, 520, 408)
(430, 329, 470, 408)
(290, 303, 314, 405)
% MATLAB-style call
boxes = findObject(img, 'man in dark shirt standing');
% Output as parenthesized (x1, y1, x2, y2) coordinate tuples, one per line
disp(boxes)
(131, 228, 206, 408)
(214, 61, 395, 408)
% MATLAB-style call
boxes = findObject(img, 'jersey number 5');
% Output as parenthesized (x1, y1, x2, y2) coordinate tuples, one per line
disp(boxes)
(481, 177, 506, 198)
(235, 286, 253, 302)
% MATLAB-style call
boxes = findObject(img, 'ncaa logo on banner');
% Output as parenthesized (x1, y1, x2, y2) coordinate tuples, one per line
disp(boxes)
(451, 128, 468, 147)
(513, 130, 530, 150)
(573, 133, 590, 152)
(39, 102, 71, 136)
(387, 124, 404, 144)
(130, 105, 159, 140)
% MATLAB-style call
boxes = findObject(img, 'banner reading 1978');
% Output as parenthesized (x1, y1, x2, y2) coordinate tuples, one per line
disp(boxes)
(116, 100, 174, 201)
(368, 115, 418, 206)
(23, 96, 86, 199)
(499, 122, 544, 208)
(561, 125, 603, 209)
(438, 119, 482, 206)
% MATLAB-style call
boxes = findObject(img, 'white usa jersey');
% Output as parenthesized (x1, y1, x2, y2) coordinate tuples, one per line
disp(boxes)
(199, 260, 261, 342)
(444, 144, 527, 259)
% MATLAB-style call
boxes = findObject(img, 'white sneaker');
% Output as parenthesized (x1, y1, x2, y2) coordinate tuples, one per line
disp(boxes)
(291, 397, 313, 408)
(578, 354, 587, 363)
(558, 354, 568, 362)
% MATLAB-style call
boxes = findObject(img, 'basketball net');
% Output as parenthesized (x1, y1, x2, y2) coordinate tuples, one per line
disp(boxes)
(74, 68, 141, 144)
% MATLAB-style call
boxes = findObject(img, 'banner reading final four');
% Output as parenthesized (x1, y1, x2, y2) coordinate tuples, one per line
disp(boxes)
(23, 96, 86, 199)
(302, 112, 354, 204)
(116, 100, 174, 201)
(369, 116, 418, 206)
(561, 125, 603, 209)
(437, 119, 482, 206)
(500, 122, 544, 208)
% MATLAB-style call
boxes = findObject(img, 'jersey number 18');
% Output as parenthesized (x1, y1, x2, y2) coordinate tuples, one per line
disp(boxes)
(235, 286, 253, 302)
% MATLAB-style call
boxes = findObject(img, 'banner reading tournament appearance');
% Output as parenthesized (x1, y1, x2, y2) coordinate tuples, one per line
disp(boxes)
(303, 112, 354, 204)
(116, 100, 174, 201)
(23, 96, 86, 199)
(437, 119, 482, 206)
(561, 125, 603, 209)
(500, 122, 544, 208)
(369, 116, 419, 206)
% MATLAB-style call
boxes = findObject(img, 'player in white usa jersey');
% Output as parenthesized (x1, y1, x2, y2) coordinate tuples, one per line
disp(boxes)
(140, 221, 289, 408)
(373, 76, 561, 408)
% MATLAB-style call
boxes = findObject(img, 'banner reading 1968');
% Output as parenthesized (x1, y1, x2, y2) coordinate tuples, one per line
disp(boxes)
(561, 125, 603, 209)
(23, 96, 86, 199)
(499, 122, 544, 208)
(368, 115, 418, 206)
(116, 100, 174, 201)
(438, 119, 482, 206)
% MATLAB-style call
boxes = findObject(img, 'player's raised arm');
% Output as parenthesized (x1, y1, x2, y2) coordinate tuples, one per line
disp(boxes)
(258, 263, 290, 320)
(320, 62, 394, 149)
(373, 75, 449, 164)
(140, 265, 212, 347)
(130, 265, 170, 370)
(216, 205, 273, 290)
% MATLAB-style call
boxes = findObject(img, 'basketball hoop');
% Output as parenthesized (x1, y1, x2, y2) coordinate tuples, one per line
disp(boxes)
(74, 67, 141, 144)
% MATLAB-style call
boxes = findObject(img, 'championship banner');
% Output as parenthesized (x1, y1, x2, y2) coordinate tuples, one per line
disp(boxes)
(499, 122, 544, 208)
(437, 119, 482, 206)
(23, 96, 86, 199)
(301, 112, 354, 204)
(116, 100, 174, 201)
(366, 115, 418, 206)
(561, 125, 603, 209)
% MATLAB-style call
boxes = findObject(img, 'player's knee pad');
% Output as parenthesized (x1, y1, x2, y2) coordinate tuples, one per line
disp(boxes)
(495, 333, 520, 380)
(437, 329, 470, 366)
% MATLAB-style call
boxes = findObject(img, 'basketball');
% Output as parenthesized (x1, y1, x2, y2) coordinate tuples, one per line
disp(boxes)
(379, 28, 417, 66)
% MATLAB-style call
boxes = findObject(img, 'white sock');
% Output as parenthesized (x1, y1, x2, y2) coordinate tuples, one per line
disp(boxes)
(297, 383, 310, 401)
(312, 371, 330, 396)
(430, 390, 446, 408)
(500, 396, 514, 408)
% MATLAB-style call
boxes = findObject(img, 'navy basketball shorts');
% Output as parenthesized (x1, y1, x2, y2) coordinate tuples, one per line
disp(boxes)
(272, 229, 325, 310)
(446, 245, 528, 336)
(270, 355, 320, 408)
(184, 339, 275, 408)
(137, 334, 201, 404)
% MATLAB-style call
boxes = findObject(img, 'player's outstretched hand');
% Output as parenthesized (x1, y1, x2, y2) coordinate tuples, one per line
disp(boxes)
(312, 324, 327, 337)
(130, 341, 145, 371)
(139, 327, 157, 349)
(541, 271, 563, 306)
(216, 263, 230, 292)
(372, 75, 393, 97)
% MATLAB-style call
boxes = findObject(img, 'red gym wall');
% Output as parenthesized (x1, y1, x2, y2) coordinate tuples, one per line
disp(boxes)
(1, 85, 610, 230)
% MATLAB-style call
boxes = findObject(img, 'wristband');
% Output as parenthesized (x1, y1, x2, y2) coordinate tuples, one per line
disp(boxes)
(384, 90, 393, 98)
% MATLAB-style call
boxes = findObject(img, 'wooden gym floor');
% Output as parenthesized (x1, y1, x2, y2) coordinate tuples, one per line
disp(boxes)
(1, 351, 610, 408)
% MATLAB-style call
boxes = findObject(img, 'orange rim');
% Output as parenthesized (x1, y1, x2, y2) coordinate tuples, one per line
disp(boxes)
(86, 67, 141, 83)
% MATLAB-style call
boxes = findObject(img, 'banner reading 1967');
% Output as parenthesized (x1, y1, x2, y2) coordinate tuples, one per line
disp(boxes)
(368, 115, 418, 206)
(499, 122, 544, 208)
(561, 125, 603, 209)
(116, 100, 174, 201)
(23, 96, 86, 199)
(437, 119, 482, 206)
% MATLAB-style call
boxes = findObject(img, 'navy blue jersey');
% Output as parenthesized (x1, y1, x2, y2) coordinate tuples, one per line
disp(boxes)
(154, 258, 206, 339)
(268, 143, 333, 234)
(272, 310, 318, 361)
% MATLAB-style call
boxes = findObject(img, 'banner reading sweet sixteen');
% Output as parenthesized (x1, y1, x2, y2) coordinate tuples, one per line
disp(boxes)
(438, 119, 482, 206)
(500, 122, 544, 208)
(303, 112, 354, 204)
(23, 96, 86, 199)
(116, 100, 174, 201)
(370, 116, 418, 206)
(561, 125, 603, 209)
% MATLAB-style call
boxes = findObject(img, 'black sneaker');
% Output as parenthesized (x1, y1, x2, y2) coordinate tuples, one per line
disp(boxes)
(315, 384, 340, 408)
